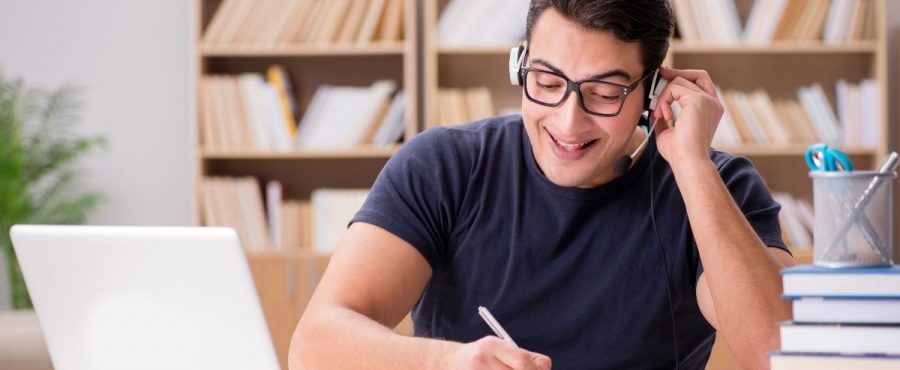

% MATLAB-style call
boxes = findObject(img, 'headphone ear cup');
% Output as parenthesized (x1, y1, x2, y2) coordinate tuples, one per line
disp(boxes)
(509, 45, 525, 86)
(646, 70, 668, 112)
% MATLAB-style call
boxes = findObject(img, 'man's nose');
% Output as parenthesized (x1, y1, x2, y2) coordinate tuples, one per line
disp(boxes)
(555, 89, 593, 133)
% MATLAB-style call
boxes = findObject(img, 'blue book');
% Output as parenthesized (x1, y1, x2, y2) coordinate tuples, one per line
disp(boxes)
(791, 296, 900, 324)
(771, 352, 900, 370)
(781, 265, 900, 298)
(780, 322, 900, 356)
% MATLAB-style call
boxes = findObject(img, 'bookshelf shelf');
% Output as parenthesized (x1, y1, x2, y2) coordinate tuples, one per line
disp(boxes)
(670, 41, 878, 54)
(201, 146, 400, 159)
(720, 145, 878, 157)
(437, 44, 516, 55)
(201, 43, 407, 57)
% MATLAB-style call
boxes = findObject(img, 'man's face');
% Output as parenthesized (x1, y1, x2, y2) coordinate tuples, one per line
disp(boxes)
(522, 8, 647, 188)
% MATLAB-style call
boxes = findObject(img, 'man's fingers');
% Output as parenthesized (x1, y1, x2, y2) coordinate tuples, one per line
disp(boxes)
(659, 67, 717, 96)
(487, 337, 552, 370)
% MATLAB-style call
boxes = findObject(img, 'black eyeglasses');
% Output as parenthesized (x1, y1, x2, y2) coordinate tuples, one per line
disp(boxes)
(520, 67, 652, 117)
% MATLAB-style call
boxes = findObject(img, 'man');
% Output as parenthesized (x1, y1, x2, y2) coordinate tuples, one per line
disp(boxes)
(290, 0, 794, 369)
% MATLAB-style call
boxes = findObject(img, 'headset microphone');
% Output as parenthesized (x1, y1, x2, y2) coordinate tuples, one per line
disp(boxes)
(613, 117, 660, 176)
(613, 70, 668, 176)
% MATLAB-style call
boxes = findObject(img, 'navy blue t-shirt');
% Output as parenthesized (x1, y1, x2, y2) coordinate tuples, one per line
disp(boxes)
(351, 115, 787, 369)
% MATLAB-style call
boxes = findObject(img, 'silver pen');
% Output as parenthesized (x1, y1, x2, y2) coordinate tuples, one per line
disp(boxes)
(478, 306, 518, 347)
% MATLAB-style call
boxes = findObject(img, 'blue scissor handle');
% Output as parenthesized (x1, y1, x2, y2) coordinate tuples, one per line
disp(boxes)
(805, 144, 853, 172)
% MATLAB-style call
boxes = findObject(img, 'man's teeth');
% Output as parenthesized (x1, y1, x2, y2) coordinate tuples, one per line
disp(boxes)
(555, 138, 592, 150)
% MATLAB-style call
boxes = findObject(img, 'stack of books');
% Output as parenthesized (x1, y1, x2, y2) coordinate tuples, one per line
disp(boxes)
(771, 265, 900, 369)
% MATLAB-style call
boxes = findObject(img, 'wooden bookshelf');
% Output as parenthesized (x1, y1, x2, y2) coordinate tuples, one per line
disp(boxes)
(191, 0, 889, 369)
(194, 0, 418, 368)
(422, 1, 888, 370)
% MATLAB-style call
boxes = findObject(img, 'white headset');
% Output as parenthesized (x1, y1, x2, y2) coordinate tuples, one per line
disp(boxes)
(508, 43, 670, 175)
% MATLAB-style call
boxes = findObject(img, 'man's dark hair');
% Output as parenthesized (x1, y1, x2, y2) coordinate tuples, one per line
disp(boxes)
(525, 0, 674, 77)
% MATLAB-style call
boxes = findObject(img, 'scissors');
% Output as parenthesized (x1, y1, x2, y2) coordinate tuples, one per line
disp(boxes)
(805, 144, 854, 172)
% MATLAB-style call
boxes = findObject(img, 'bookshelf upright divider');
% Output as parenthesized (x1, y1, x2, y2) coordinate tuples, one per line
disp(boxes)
(194, 0, 419, 367)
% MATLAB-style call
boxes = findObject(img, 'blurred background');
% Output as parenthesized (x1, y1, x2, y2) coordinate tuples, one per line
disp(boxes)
(1, 1, 898, 369)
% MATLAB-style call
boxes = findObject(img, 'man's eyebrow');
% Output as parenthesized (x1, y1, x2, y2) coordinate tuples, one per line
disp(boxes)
(530, 58, 633, 82)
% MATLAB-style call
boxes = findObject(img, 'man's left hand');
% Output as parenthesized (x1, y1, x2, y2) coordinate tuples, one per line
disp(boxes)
(651, 67, 724, 166)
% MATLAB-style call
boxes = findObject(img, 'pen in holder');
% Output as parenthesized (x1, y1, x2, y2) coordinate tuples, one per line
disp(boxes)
(809, 152, 898, 267)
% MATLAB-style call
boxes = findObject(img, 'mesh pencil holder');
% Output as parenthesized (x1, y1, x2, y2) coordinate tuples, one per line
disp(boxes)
(810, 171, 895, 268)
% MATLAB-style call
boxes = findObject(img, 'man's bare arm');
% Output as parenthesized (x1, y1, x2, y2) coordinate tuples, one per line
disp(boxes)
(288, 222, 551, 370)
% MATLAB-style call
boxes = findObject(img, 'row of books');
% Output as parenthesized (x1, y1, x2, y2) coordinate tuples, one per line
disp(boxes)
(771, 265, 900, 369)
(297, 81, 406, 150)
(200, 176, 371, 253)
(672, 0, 877, 45)
(203, 0, 405, 46)
(200, 176, 272, 251)
(435, 87, 496, 127)
(713, 80, 879, 148)
(200, 71, 406, 151)
(773, 192, 814, 250)
(437, 0, 528, 46)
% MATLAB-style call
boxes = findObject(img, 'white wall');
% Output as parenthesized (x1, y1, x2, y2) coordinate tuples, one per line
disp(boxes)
(0, 0, 193, 309)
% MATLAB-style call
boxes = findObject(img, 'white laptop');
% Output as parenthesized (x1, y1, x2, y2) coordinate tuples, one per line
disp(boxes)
(10, 225, 280, 370)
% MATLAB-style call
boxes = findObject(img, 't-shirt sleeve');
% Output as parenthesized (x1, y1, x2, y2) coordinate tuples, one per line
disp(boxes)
(350, 127, 466, 269)
(695, 154, 790, 281)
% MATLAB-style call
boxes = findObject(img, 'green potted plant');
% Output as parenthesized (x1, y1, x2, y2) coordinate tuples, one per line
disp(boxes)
(0, 70, 106, 309)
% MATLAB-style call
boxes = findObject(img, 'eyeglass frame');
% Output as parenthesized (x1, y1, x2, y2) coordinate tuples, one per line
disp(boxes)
(519, 66, 653, 117)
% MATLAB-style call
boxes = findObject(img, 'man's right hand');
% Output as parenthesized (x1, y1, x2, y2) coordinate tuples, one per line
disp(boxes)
(443, 336, 552, 370)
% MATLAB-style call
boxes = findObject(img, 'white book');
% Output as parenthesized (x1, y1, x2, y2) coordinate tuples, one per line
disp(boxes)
(733, 91, 769, 144)
(774, 193, 811, 247)
(797, 85, 841, 144)
(742, 0, 766, 43)
(771, 352, 900, 370)
(823, 0, 853, 43)
(793, 297, 900, 324)
(266, 180, 282, 250)
(295, 85, 332, 146)
(750, 90, 791, 145)
(810, 82, 844, 143)
(239, 74, 274, 150)
(688, 0, 715, 44)
(437, 0, 472, 45)
(780, 322, 900, 355)
(357, 80, 398, 144)
(671, 0, 701, 44)
(859, 78, 880, 148)
(311, 188, 370, 253)
(795, 198, 815, 235)
(258, 83, 293, 151)
(704, 0, 740, 45)
(298, 86, 373, 149)
(442, 0, 495, 45)
(371, 92, 407, 146)
(481, 0, 528, 45)
(757, 0, 788, 44)
(782, 265, 900, 297)
(712, 86, 741, 147)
